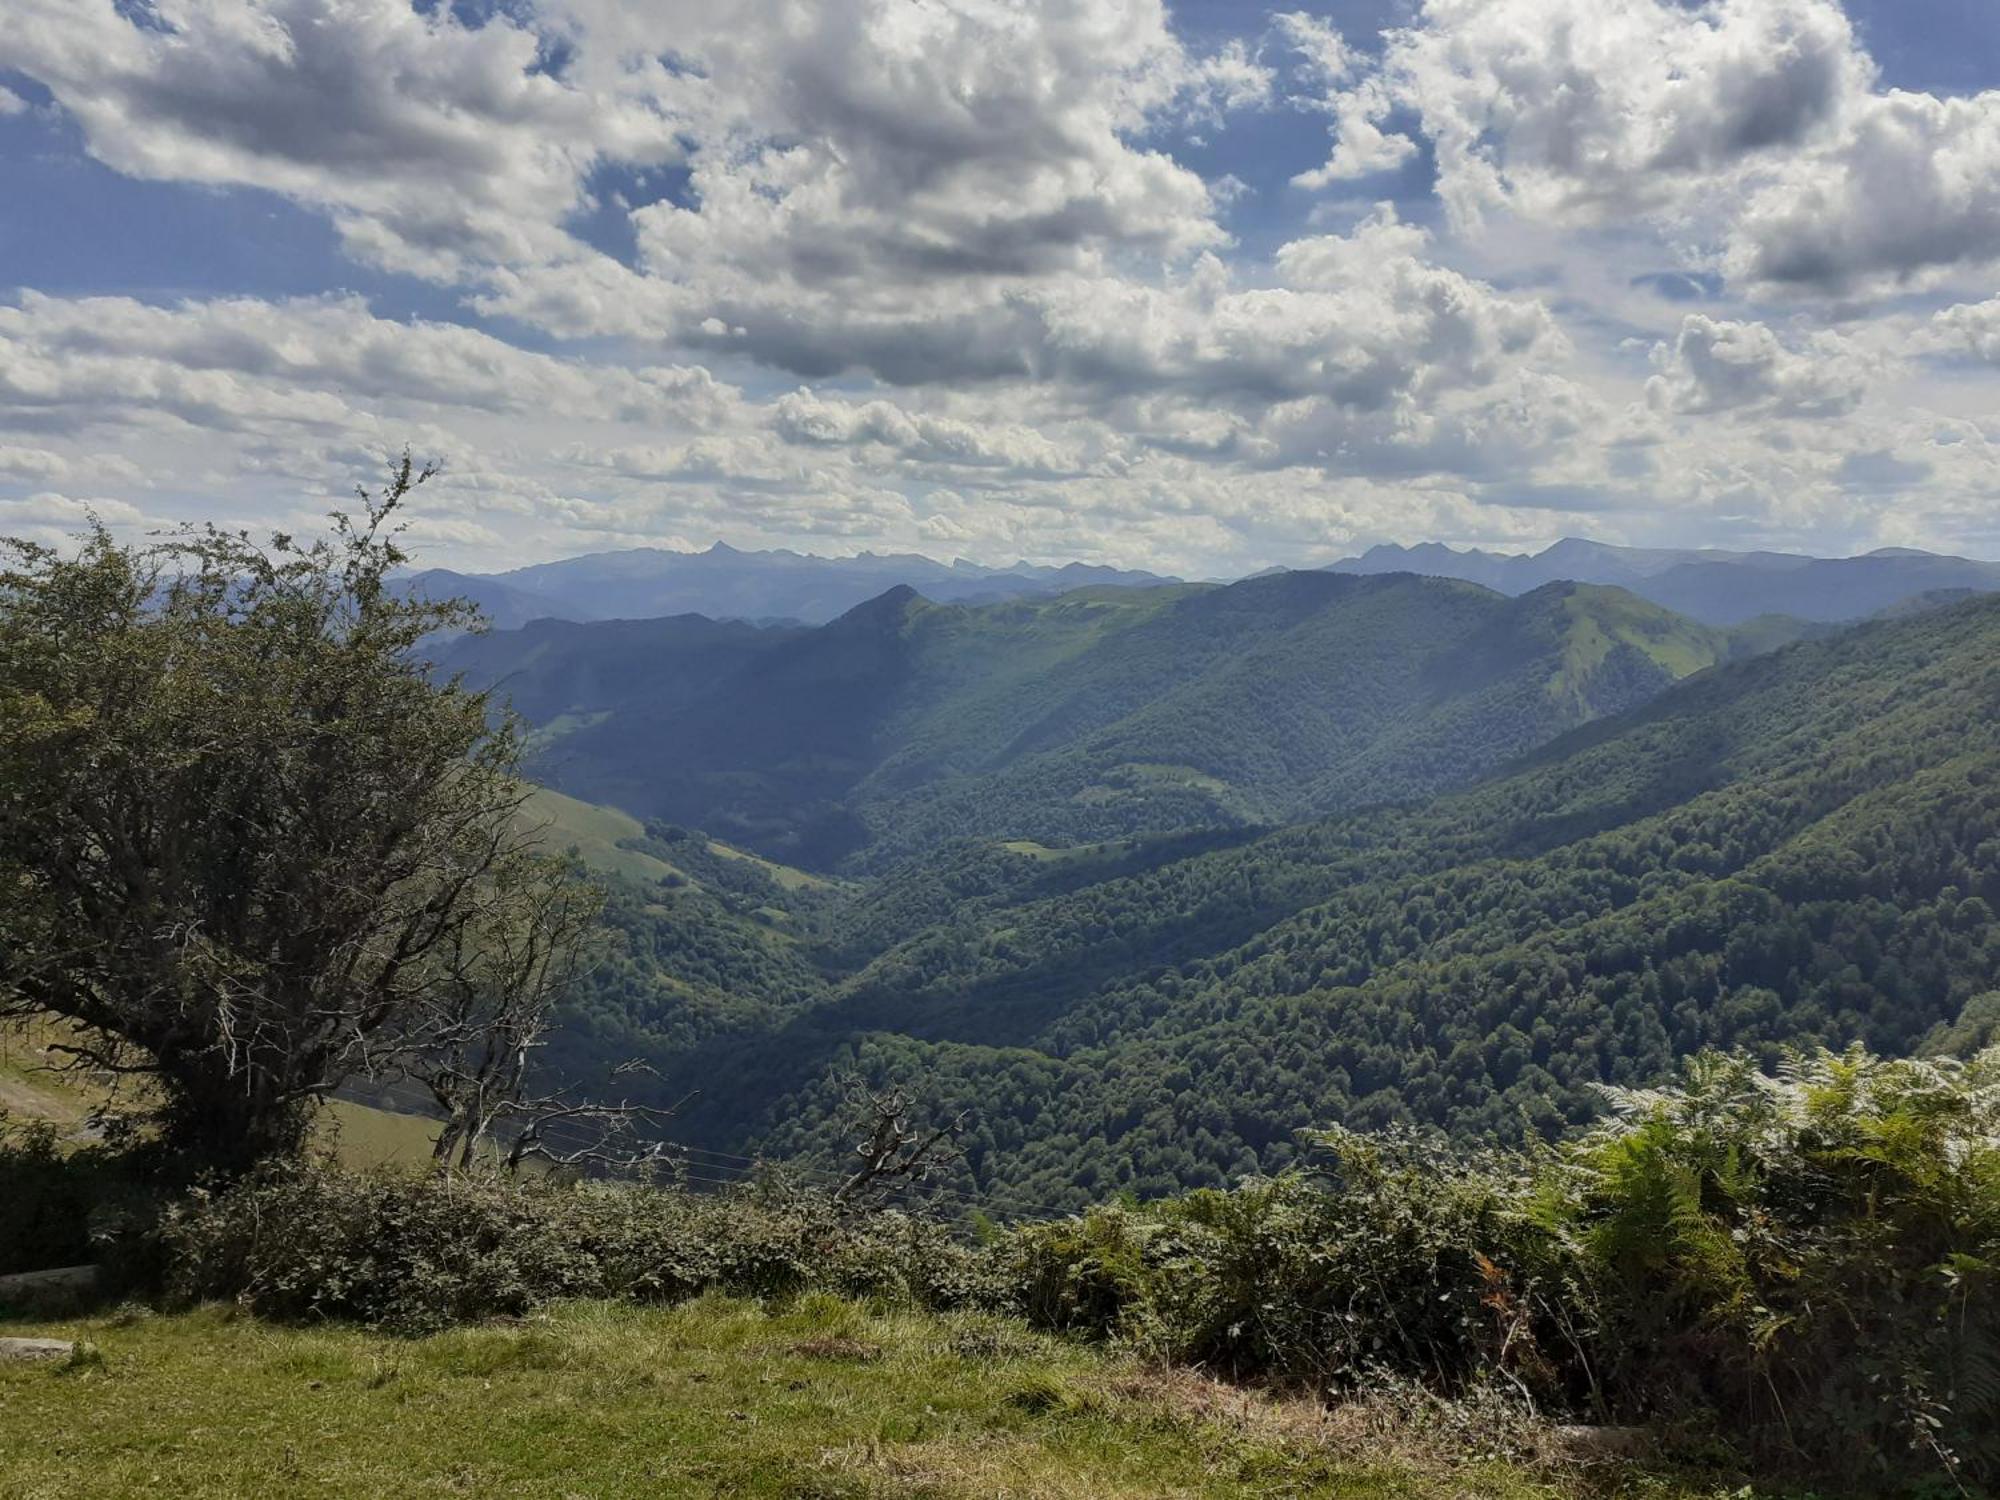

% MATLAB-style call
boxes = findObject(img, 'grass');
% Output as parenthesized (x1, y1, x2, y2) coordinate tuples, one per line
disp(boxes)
(0, 1295, 1758, 1500)
(0, 1018, 97, 1128)
(318, 1098, 450, 1169)
(705, 838, 836, 892)
(518, 782, 832, 894)
(517, 784, 687, 886)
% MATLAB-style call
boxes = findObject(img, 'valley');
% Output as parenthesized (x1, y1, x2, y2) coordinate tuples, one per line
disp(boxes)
(454, 566, 2000, 1215)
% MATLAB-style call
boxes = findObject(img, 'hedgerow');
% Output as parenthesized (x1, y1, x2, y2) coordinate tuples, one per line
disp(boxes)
(153, 1164, 1000, 1334)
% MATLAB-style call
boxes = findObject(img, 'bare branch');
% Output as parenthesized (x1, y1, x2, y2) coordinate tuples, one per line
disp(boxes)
(831, 1075, 969, 1206)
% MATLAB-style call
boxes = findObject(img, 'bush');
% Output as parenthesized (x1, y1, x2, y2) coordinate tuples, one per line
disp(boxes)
(51, 1042, 2000, 1492)
(1565, 1046, 2000, 1485)
(154, 1162, 1002, 1334)
(998, 1047, 2000, 1492)
(1006, 1137, 1568, 1396)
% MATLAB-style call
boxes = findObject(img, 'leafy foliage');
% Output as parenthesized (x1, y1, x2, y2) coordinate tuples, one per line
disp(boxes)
(1569, 1046, 2000, 1482)
(155, 1161, 996, 1335)
(0, 1116, 166, 1278)
(1007, 1045, 2000, 1488)
(0, 463, 599, 1167)
(115, 1040, 2000, 1488)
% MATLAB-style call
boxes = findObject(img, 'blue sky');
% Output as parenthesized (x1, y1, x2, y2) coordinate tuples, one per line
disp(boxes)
(2, 0, 1998, 575)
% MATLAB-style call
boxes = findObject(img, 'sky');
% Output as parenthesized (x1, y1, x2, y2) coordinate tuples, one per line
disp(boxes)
(3, 0, 2000, 577)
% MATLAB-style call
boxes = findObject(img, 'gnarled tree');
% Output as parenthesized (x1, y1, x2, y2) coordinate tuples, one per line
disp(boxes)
(0, 459, 602, 1170)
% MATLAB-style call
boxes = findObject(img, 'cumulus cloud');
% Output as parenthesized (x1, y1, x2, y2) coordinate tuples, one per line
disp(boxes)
(4, 0, 1999, 569)
(0, 445, 73, 483)
(1003, 210, 1556, 422)
(1, 491, 150, 537)
(1276, 13, 1414, 185)
(1924, 298, 2000, 365)
(0, 0, 684, 278)
(1647, 315, 1873, 418)
(1727, 90, 2000, 291)
(771, 392, 1080, 475)
(3, 0, 1261, 297)
(1304, 0, 1867, 223)
(0, 292, 740, 431)
(1292, 0, 2000, 295)
(470, 0, 1275, 382)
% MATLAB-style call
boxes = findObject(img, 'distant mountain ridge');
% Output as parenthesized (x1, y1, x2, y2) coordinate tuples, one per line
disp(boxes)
(1328, 538, 2000, 625)
(439, 570, 1809, 871)
(405, 541, 1178, 629)
(406, 535, 2000, 633)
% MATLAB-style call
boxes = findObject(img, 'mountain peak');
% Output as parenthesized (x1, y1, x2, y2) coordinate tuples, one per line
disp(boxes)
(835, 582, 926, 623)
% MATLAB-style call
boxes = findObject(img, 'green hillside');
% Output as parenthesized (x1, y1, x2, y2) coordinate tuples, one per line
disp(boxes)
(445, 572, 1792, 872)
(551, 594, 2000, 1212)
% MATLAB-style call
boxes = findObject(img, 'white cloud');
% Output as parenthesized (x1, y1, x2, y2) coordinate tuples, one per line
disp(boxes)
(1, 491, 150, 540)
(4, 1, 2000, 570)
(0, 445, 72, 483)
(1312, 0, 1867, 226)
(1925, 298, 2000, 365)
(950, 210, 1557, 414)
(471, 0, 1268, 382)
(1646, 315, 1873, 418)
(1727, 89, 2000, 291)
(0, 292, 740, 430)
(0, 0, 684, 279)
(0, 85, 28, 117)
(1299, 0, 2000, 296)
(771, 391, 1080, 475)
(1276, 13, 1414, 185)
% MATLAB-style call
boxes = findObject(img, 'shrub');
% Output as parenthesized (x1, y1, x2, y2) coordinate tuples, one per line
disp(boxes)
(1154, 1133, 1568, 1391)
(997, 1046, 2000, 1491)
(1564, 1046, 2000, 1485)
(58, 1041, 2000, 1492)
(154, 1162, 1002, 1334)
(1005, 1134, 1572, 1396)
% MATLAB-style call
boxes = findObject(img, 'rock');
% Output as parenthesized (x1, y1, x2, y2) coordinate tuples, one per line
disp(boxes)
(0, 1264, 100, 1309)
(0, 1338, 75, 1363)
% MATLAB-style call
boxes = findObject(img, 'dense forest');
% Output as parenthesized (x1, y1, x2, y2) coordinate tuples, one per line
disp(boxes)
(445, 569, 1803, 871)
(539, 592, 2000, 1213)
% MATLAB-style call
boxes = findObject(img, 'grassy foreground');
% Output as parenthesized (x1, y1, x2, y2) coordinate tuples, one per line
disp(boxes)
(0, 1296, 1752, 1500)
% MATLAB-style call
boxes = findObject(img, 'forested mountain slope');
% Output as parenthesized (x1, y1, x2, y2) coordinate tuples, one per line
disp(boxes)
(444, 571, 1790, 871)
(566, 595, 2000, 1211)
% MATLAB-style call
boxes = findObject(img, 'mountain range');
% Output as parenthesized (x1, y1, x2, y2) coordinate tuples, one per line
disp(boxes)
(440, 570, 1807, 871)
(527, 591, 2000, 1211)
(1328, 537, 2000, 624)
(407, 541, 1177, 629)
(409, 530, 2000, 1211)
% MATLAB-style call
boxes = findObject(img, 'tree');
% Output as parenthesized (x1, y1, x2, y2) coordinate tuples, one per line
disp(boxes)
(831, 1074, 967, 1206)
(0, 458, 603, 1169)
(404, 859, 685, 1174)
